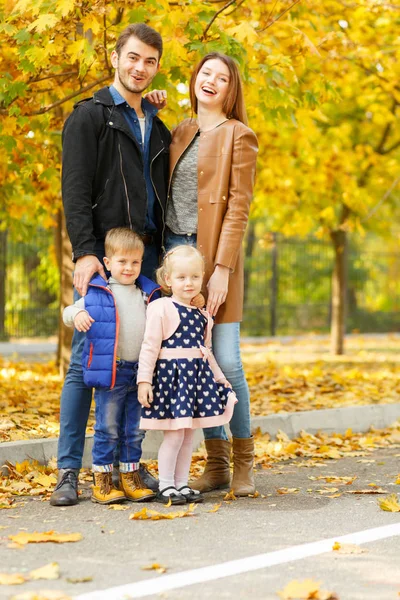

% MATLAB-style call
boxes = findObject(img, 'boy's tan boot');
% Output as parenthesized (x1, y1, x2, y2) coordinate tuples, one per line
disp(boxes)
(91, 472, 126, 504)
(189, 439, 231, 492)
(119, 471, 156, 502)
(231, 436, 256, 496)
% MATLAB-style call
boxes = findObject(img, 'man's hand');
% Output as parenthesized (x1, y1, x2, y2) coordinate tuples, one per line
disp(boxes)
(73, 311, 95, 332)
(206, 265, 230, 317)
(73, 255, 106, 297)
(138, 382, 153, 408)
(144, 90, 167, 110)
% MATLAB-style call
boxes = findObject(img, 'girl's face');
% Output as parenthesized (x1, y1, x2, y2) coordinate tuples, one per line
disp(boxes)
(165, 255, 204, 304)
(194, 58, 230, 113)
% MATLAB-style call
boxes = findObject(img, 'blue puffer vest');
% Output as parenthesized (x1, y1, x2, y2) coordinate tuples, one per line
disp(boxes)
(81, 273, 161, 389)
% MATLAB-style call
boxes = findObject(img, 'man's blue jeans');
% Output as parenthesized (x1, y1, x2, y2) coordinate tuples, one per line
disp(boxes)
(164, 230, 251, 441)
(93, 360, 143, 471)
(57, 242, 158, 470)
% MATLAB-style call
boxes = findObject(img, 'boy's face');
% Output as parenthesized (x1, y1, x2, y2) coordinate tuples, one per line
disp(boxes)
(103, 249, 143, 285)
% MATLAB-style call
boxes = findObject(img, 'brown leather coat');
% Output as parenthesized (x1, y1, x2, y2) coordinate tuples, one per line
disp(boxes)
(169, 118, 258, 324)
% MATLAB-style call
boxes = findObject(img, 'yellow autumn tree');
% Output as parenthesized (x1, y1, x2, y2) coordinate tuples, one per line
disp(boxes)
(1, 0, 399, 354)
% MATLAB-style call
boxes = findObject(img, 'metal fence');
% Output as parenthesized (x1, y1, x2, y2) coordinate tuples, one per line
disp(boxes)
(1, 230, 400, 339)
(0, 230, 59, 340)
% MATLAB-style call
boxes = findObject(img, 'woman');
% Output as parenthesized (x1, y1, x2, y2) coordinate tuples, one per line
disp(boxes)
(148, 52, 258, 495)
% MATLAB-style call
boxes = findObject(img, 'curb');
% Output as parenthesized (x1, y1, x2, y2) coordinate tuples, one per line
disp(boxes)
(1, 403, 399, 471)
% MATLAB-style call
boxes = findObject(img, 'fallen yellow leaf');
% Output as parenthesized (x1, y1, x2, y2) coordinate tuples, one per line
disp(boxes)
(332, 542, 366, 554)
(129, 505, 196, 520)
(66, 577, 93, 584)
(277, 577, 338, 599)
(107, 504, 129, 511)
(208, 503, 222, 513)
(223, 490, 237, 501)
(10, 591, 72, 600)
(29, 562, 60, 580)
(277, 488, 300, 495)
(141, 563, 167, 574)
(378, 494, 400, 512)
(0, 573, 26, 585)
(9, 531, 83, 546)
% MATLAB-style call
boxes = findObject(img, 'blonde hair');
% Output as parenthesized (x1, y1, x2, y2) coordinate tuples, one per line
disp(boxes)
(189, 52, 248, 125)
(156, 245, 205, 295)
(104, 228, 144, 257)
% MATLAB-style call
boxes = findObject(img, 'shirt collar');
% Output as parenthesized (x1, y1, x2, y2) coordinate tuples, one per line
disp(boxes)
(109, 85, 158, 117)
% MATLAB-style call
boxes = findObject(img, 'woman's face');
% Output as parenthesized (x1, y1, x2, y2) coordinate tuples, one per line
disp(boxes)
(194, 59, 230, 113)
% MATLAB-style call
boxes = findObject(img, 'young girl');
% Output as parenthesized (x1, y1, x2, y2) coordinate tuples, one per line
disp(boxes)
(137, 246, 237, 505)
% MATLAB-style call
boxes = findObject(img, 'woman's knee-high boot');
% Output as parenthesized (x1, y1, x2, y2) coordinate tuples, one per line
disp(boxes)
(231, 436, 256, 496)
(189, 439, 231, 492)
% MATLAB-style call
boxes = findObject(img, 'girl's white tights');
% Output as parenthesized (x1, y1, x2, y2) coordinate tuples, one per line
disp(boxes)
(158, 429, 195, 492)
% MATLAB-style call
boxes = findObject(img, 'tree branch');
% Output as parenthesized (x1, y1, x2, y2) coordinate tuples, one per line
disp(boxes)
(26, 75, 112, 116)
(29, 71, 79, 84)
(258, 0, 303, 32)
(363, 175, 400, 221)
(202, 0, 238, 41)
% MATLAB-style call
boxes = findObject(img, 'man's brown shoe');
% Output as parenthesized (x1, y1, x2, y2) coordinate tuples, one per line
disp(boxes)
(91, 472, 126, 504)
(119, 471, 156, 502)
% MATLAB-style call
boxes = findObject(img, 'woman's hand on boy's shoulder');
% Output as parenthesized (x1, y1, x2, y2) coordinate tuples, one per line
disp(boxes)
(144, 90, 167, 110)
(138, 382, 153, 408)
(73, 310, 94, 332)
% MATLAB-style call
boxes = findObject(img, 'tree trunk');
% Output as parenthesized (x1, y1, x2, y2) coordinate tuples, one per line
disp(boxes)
(330, 229, 348, 354)
(0, 230, 7, 340)
(55, 210, 74, 376)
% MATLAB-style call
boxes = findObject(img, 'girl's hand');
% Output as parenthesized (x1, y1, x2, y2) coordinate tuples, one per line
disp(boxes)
(74, 311, 94, 332)
(144, 90, 167, 110)
(138, 382, 153, 408)
(206, 265, 230, 317)
(191, 293, 205, 309)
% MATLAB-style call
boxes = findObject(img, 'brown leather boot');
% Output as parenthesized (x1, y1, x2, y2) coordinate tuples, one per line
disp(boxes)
(91, 472, 126, 504)
(231, 436, 256, 496)
(189, 439, 231, 492)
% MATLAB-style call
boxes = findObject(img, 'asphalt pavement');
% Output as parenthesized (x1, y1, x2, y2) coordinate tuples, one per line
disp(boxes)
(1, 447, 399, 600)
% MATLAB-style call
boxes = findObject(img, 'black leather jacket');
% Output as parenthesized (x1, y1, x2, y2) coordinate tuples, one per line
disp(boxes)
(61, 86, 171, 261)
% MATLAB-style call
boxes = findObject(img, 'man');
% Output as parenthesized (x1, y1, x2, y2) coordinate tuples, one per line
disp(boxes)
(50, 23, 170, 506)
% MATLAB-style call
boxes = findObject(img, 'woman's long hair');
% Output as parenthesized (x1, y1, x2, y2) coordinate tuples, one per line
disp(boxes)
(189, 52, 248, 125)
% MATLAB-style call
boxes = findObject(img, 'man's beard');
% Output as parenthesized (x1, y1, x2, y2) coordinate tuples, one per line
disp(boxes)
(117, 66, 150, 95)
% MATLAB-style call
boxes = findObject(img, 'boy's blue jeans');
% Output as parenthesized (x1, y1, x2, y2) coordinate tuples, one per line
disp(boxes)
(57, 242, 158, 470)
(92, 360, 144, 472)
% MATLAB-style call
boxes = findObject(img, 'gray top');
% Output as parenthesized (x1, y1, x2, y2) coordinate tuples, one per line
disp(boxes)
(63, 277, 146, 362)
(166, 134, 199, 235)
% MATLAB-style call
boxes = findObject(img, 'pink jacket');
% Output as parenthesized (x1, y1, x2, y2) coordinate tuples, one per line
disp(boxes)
(137, 297, 228, 385)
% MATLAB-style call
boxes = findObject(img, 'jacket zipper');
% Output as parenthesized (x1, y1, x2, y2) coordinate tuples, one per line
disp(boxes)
(118, 144, 133, 230)
(162, 130, 198, 251)
(150, 145, 165, 245)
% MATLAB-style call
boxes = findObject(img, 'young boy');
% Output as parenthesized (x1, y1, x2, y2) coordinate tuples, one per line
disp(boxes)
(63, 228, 161, 504)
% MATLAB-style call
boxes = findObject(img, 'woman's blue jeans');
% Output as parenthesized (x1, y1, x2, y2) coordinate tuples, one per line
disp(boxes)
(57, 242, 158, 470)
(164, 229, 251, 440)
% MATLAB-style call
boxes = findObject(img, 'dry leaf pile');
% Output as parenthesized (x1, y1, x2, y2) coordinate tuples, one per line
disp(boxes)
(245, 359, 400, 416)
(0, 358, 95, 442)
(2, 334, 400, 442)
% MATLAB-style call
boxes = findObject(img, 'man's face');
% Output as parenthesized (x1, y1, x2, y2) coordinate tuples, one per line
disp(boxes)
(111, 36, 160, 95)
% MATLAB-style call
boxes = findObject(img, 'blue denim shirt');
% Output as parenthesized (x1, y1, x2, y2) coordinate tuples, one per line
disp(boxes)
(109, 86, 158, 232)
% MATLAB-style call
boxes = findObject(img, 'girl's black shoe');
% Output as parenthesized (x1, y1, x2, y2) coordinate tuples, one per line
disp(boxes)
(155, 486, 187, 505)
(177, 485, 204, 503)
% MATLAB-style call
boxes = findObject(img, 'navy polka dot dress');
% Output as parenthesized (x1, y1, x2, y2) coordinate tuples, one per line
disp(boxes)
(141, 302, 235, 430)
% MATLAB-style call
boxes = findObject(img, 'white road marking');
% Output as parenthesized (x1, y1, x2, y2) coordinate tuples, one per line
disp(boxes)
(75, 522, 400, 600)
